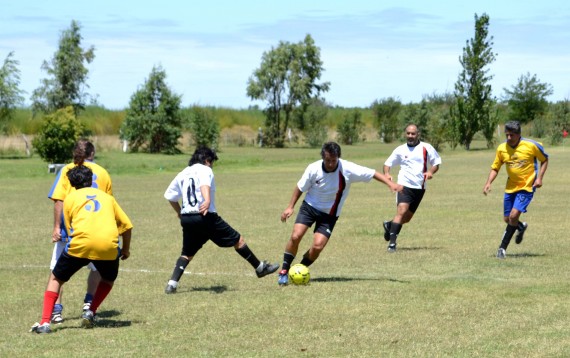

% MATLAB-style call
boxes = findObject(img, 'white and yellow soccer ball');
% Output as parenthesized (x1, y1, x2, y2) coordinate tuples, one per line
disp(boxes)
(288, 264, 310, 285)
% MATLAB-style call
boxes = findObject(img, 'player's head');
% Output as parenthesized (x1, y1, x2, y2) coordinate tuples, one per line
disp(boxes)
(67, 165, 93, 189)
(73, 139, 95, 165)
(405, 124, 420, 146)
(189, 146, 218, 167)
(504, 121, 522, 146)
(321, 142, 341, 172)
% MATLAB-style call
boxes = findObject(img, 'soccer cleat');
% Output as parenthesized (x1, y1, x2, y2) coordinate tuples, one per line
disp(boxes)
(515, 222, 528, 244)
(497, 248, 506, 259)
(82, 302, 91, 312)
(81, 309, 95, 329)
(165, 284, 177, 294)
(50, 313, 64, 324)
(383, 221, 391, 241)
(277, 270, 289, 286)
(30, 322, 52, 334)
(387, 243, 397, 253)
(256, 261, 279, 278)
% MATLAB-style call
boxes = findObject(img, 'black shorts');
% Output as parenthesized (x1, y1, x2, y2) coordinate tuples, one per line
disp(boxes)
(295, 201, 338, 239)
(52, 252, 120, 282)
(180, 212, 241, 256)
(397, 187, 426, 213)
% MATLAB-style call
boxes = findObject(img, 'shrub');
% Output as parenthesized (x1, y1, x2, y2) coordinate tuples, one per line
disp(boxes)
(32, 106, 84, 163)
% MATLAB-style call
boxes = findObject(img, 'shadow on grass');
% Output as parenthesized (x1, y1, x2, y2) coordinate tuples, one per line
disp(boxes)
(397, 246, 442, 251)
(312, 276, 410, 284)
(190, 285, 229, 294)
(53, 310, 132, 331)
(507, 252, 545, 258)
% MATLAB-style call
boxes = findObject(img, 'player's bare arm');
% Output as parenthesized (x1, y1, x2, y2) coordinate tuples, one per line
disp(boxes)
(199, 185, 211, 215)
(534, 158, 548, 188)
(52, 200, 63, 242)
(483, 169, 499, 195)
(281, 187, 302, 222)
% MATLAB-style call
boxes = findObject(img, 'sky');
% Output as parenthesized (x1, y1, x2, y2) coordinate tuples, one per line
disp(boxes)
(1, 0, 569, 110)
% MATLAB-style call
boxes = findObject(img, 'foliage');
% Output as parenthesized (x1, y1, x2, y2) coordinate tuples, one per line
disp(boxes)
(452, 13, 497, 150)
(371, 97, 402, 143)
(30, 20, 95, 116)
(187, 106, 220, 150)
(120, 65, 182, 154)
(247, 34, 330, 147)
(336, 109, 365, 145)
(503, 72, 554, 124)
(32, 106, 84, 163)
(0, 52, 25, 133)
(547, 100, 570, 145)
(293, 97, 329, 147)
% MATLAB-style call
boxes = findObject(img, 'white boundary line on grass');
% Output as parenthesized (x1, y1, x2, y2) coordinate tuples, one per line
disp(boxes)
(15, 264, 253, 276)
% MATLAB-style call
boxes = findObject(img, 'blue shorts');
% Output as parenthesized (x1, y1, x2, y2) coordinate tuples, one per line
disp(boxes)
(503, 191, 533, 217)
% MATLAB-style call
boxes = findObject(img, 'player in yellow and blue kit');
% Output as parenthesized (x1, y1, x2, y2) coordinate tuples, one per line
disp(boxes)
(31, 165, 132, 334)
(483, 121, 549, 259)
(46, 139, 113, 323)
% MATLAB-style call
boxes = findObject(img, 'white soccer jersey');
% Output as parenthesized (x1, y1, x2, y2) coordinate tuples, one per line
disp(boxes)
(297, 158, 375, 217)
(164, 163, 216, 214)
(384, 141, 442, 189)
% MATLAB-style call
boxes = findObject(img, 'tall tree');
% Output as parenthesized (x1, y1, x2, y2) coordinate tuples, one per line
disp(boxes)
(0, 51, 25, 132)
(247, 34, 330, 147)
(120, 65, 182, 154)
(452, 13, 497, 150)
(503, 72, 553, 124)
(31, 20, 95, 116)
(371, 97, 402, 143)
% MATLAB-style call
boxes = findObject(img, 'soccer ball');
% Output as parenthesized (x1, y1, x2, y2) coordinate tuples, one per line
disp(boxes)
(288, 264, 310, 285)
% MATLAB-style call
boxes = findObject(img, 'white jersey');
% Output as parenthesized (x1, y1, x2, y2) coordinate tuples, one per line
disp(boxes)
(164, 163, 216, 214)
(384, 141, 441, 189)
(298, 158, 375, 217)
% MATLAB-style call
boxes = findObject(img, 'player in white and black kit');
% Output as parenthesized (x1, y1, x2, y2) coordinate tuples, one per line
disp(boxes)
(382, 124, 442, 252)
(163, 147, 279, 293)
(278, 142, 402, 285)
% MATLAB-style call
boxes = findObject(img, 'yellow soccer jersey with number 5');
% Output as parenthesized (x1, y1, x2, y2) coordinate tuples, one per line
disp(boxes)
(491, 138, 548, 193)
(63, 187, 133, 260)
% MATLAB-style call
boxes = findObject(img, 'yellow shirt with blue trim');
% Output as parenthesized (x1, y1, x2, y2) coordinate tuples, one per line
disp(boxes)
(48, 161, 113, 201)
(491, 138, 548, 193)
(63, 187, 133, 261)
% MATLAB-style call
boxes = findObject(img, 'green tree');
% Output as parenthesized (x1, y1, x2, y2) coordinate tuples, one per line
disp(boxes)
(32, 106, 84, 163)
(0, 52, 25, 133)
(371, 97, 402, 143)
(452, 13, 497, 150)
(337, 109, 364, 145)
(31, 20, 95, 116)
(187, 106, 220, 150)
(293, 97, 329, 148)
(503, 72, 553, 124)
(247, 34, 330, 147)
(120, 65, 182, 154)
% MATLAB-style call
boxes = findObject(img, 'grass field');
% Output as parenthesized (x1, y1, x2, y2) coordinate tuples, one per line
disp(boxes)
(1, 141, 570, 357)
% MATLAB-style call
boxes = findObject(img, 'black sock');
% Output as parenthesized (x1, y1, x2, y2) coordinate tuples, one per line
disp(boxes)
(235, 244, 261, 269)
(170, 257, 190, 282)
(299, 251, 314, 267)
(517, 222, 525, 231)
(282, 252, 295, 271)
(389, 222, 403, 245)
(500, 224, 517, 250)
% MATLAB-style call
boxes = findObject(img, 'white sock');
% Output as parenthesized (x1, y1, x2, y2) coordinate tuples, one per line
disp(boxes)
(168, 280, 178, 287)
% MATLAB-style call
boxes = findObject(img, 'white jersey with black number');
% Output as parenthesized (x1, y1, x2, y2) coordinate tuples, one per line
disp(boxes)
(164, 163, 216, 214)
(297, 158, 375, 217)
(384, 141, 442, 189)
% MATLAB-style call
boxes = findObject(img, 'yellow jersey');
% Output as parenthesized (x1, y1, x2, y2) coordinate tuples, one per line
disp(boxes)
(48, 161, 113, 201)
(491, 138, 548, 193)
(63, 187, 133, 260)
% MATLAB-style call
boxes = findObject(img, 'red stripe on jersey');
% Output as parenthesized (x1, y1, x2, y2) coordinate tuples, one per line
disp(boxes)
(422, 146, 428, 189)
(329, 170, 346, 217)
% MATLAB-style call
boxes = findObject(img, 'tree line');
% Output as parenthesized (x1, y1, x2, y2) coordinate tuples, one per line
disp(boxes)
(1, 15, 568, 163)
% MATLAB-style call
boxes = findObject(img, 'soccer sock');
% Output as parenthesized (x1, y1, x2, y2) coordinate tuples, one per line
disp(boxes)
(500, 224, 517, 250)
(52, 303, 63, 314)
(517, 222, 525, 231)
(389, 222, 403, 245)
(84, 293, 94, 304)
(170, 257, 190, 282)
(282, 252, 295, 271)
(41, 291, 59, 325)
(299, 251, 314, 267)
(235, 244, 261, 269)
(90, 281, 113, 314)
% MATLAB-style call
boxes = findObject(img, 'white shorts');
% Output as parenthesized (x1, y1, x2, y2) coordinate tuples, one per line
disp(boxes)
(50, 241, 96, 271)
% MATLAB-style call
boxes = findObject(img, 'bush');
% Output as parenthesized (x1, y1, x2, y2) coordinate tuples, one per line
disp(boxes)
(32, 106, 84, 163)
(187, 107, 220, 150)
(336, 109, 364, 145)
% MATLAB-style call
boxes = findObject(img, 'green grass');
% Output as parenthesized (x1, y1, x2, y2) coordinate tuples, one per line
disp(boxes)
(1, 141, 570, 357)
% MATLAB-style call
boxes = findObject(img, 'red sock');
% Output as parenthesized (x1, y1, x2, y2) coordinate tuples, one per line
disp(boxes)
(41, 291, 59, 325)
(90, 281, 113, 314)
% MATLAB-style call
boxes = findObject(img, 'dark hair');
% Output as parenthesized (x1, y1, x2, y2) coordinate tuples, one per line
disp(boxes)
(73, 139, 95, 165)
(505, 121, 522, 135)
(67, 165, 93, 189)
(189, 147, 218, 166)
(321, 142, 341, 159)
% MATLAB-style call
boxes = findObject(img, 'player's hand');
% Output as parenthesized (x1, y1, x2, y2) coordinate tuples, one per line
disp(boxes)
(120, 250, 130, 260)
(199, 202, 210, 216)
(533, 178, 543, 189)
(51, 227, 61, 243)
(424, 172, 433, 180)
(385, 174, 393, 182)
(281, 208, 294, 223)
(483, 184, 491, 195)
